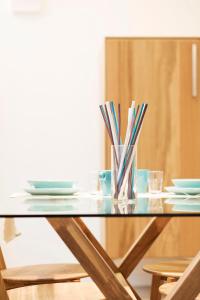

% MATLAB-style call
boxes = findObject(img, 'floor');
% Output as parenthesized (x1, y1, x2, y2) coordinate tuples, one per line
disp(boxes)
(136, 287, 150, 300)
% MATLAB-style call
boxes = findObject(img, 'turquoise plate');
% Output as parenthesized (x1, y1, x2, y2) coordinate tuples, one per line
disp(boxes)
(28, 180, 75, 189)
(25, 187, 79, 195)
(172, 179, 200, 188)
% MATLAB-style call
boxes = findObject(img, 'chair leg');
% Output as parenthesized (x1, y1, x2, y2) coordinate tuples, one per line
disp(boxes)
(166, 277, 177, 283)
(0, 246, 9, 299)
(150, 275, 163, 300)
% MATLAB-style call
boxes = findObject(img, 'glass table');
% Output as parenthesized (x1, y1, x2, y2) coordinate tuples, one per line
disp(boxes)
(1, 192, 200, 299)
(1, 192, 200, 217)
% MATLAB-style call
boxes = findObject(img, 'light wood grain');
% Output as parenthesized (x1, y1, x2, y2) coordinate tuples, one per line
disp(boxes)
(47, 218, 135, 300)
(2, 263, 87, 290)
(143, 258, 191, 278)
(7, 280, 136, 300)
(179, 40, 200, 176)
(119, 217, 170, 278)
(105, 38, 181, 181)
(105, 37, 200, 258)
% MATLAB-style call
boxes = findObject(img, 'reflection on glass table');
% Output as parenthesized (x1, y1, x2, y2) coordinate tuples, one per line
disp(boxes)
(165, 197, 200, 213)
(1, 193, 200, 216)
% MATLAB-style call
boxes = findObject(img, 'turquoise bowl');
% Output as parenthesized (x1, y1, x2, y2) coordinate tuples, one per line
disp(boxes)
(28, 180, 75, 189)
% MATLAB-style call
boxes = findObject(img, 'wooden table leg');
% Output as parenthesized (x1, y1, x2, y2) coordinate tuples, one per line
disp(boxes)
(73, 218, 141, 300)
(73, 218, 118, 272)
(119, 217, 171, 278)
(48, 217, 136, 300)
(165, 250, 200, 300)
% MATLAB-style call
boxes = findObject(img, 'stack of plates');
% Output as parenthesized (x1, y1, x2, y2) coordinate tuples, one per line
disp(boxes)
(25, 180, 79, 196)
(165, 179, 200, 195)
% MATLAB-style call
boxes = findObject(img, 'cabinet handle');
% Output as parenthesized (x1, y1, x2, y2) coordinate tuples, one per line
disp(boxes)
(192, 43, 198, 98)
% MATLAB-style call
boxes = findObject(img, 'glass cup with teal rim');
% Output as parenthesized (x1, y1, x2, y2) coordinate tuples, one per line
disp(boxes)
(99, 170, 112, 196)
(137, 169, 149, 193)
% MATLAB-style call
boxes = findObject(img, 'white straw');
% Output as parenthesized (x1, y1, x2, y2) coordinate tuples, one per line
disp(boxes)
(117, 107, 134, 183)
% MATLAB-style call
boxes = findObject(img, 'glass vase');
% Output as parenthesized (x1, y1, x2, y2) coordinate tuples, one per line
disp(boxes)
(111, 145, 137, 201)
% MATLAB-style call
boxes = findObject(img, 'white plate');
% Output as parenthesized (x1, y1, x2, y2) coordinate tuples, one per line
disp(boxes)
(165, 186, 200, 195)
(25, 187, 79, 196)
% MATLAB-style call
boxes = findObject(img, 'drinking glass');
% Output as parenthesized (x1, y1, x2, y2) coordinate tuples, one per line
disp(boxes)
(99, 170, 111, 196)
(89, 171, 100, 194)
(148, 171, 163, 193)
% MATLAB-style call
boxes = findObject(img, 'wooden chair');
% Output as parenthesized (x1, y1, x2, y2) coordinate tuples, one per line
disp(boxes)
(1, 263, 87, 290)
(143, 258, 191, 300)
(4, 273, 137, 300)
(0, 219, 88, 295)
(159, 282, 200, 300)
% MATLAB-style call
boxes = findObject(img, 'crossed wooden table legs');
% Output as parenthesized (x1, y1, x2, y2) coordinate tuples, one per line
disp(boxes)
(47, 217, 200, 300)
(1, 217, 200, 299)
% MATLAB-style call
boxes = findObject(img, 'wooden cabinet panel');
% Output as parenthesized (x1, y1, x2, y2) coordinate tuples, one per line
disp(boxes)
(179, 40, 200, 176)
(105, 38, 200, 259)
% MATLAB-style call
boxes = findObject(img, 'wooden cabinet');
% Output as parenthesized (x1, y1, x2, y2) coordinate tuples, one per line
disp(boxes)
(105, 38, 200, 258)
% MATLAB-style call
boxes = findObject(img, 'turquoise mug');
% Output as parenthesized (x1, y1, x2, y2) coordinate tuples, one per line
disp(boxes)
(137, 169, 149, 193)
(99, 170, 111, 196)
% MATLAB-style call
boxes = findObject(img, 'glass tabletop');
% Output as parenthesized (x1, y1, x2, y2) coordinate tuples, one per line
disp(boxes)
(1, 192, 200, 217)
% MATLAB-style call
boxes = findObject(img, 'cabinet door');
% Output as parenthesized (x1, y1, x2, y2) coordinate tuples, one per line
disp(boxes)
(179, 39, 200, 177)
(105, 38, 200, 258)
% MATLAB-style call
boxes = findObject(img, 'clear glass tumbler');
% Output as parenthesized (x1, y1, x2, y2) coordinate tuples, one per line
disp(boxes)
(148, 170, 163, 193)
(111, 145, 137, 201)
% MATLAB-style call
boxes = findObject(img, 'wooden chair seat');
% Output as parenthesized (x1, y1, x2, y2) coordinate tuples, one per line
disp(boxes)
(2, 263, 88, 290)
(159, 282, 200, 299)
(143, 258, 191, 278)
(7, 275, 136, 300)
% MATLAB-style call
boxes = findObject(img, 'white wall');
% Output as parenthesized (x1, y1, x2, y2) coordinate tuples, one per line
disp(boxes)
(1, 0, 200, 196)
(0, 0, 200, 240)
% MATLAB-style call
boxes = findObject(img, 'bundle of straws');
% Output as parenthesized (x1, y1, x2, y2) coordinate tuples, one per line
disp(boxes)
(100, 101, 148, 199)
